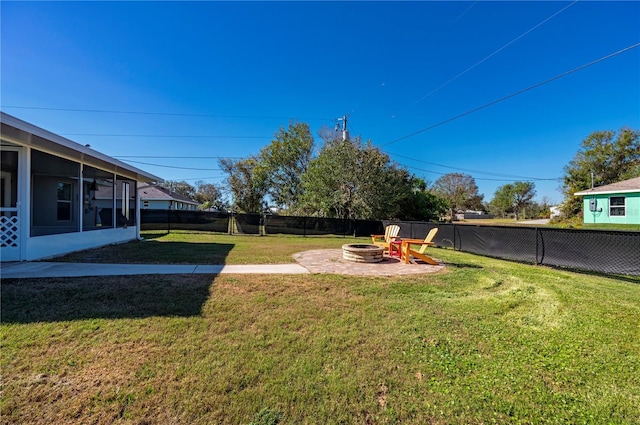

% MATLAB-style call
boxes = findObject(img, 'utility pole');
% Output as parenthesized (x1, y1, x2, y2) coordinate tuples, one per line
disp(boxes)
(335, 115, 349, 141)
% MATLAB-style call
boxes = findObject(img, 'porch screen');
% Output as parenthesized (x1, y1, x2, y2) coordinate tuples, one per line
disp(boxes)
(82, 165, 115, 231)
(31, 150, 80, 236)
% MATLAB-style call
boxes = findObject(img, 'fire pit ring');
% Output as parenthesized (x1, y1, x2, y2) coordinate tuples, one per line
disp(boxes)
(342, 244, 385, 263)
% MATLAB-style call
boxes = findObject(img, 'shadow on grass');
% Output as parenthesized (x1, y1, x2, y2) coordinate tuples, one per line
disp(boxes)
(1, 274, 216, 324)
(138, 231, 168, 241)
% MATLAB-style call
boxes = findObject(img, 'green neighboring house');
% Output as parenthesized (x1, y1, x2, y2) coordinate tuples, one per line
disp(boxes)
(574, 176, 640, 224)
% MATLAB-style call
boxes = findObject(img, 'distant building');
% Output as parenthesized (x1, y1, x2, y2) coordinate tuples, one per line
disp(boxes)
(456, 210, 494, 220)
(574, 176, 640, 225)
(138, 183, 199, 211)
(549, 206, 562, 219)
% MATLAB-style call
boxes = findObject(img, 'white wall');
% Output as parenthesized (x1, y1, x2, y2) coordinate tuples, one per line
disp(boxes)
(141, 200, 171, 210)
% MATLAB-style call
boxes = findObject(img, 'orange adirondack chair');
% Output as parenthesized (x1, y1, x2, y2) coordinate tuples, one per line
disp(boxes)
(371, 224, 400, 252)
(401, 228, 439, 265)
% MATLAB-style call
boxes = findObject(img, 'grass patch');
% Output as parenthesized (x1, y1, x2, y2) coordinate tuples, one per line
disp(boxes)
(458, 218, 640, 231)
(580, 223, 640, 231)
(2, 238, 639, 424)
(52, 230, 363, 264)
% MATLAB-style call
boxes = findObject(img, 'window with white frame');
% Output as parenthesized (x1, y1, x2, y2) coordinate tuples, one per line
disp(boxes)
(609, 196, 625, 216)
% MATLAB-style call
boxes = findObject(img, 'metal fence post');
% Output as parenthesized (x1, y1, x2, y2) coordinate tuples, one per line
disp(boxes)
(535, 227, 540, 265)
(167, 207, 171, 235)
(453, 223, 457, 251)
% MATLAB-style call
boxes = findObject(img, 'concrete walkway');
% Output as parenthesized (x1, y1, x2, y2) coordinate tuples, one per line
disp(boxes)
(1, 250, 445, 279)
(0, 261, 309, 278)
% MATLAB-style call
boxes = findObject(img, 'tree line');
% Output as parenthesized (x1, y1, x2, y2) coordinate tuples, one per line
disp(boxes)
(160, 124, 639, 222)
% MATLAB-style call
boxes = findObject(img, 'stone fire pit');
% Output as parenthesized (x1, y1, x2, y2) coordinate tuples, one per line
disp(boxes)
(342, 244, 385, 263)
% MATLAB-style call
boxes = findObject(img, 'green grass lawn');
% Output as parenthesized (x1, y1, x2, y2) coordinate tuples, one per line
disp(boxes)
(2, 234, 639, 424)
(52, 230, 364, 264)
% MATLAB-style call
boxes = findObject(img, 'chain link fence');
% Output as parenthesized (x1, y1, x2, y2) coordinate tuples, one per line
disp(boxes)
(141, 210, 230, 233)
(384, 221, 640, 276)
(141, 210, 384, 237)
(140, 211, 637, 275)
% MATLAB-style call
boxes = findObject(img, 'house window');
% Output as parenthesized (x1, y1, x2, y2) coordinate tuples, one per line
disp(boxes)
(57, 182, 72, 221)
(610, 196, 625, 216)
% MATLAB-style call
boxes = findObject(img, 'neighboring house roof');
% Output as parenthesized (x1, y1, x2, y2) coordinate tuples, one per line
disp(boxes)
(1, 112, 162, 183)
(574, 176, 640, 196)
(138, 183, 200, 205)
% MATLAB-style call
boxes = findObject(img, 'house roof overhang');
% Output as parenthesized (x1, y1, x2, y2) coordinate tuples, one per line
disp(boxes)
(574, 188, 640, 196)
(1, 112, 163, 183)
(574, 177, 640, 197)
(141, 197, 200, 205)
(138, 184, 199, 205)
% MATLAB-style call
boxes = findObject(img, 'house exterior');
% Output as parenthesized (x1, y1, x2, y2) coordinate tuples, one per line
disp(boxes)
(138, 183, 199, 211)
(0, 112, 162, 262)
(574, 176, 640, 225)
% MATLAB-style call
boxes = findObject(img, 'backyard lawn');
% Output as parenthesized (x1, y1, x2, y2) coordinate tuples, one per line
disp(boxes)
(2, 232, 639, 424)
(49, 230, 365, 265)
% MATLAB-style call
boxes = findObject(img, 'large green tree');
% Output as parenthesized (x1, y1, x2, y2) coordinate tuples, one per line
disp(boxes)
(512, 181, 536, 220)
(299, 135, 425, 220)
(562, 128, 640, 216)
(259, 121, 314, 211)
(489, 184, 515, 218)
(489, 181, 536, 219)
(300, 131, 390, 218)
(298, 136, 363, 219)
(218, 157, 267, 213)
(432, 173, 484, 218)
(396, 177, 448, 221)
(194, 181, 228, 211)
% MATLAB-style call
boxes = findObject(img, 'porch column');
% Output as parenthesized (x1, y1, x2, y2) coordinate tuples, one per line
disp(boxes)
(112, 172, 117, 228)
(79, 164, 84, 232)
(135, 181, 141, 239)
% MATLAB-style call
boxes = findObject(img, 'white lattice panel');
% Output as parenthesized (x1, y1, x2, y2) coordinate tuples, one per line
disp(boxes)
(1, 215, 19, 248)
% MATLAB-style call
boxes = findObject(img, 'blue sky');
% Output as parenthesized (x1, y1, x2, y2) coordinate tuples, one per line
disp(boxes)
(2, 1, 639, 204)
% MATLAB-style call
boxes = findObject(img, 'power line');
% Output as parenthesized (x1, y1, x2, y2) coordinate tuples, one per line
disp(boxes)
(402, 163, 560, 183)
(382, 42, 640, 147)
(169, 176, 226, 182)
(393, 0, 579, 117)
(0, 105, 333, 121)
(113, 155, 244, 159)
(450, 1, 478, 25)
(119, 153, 560, 183)
(62, 133, 271, 139)
(387, 151, 560, 181)
(119, 159, 221, 171)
